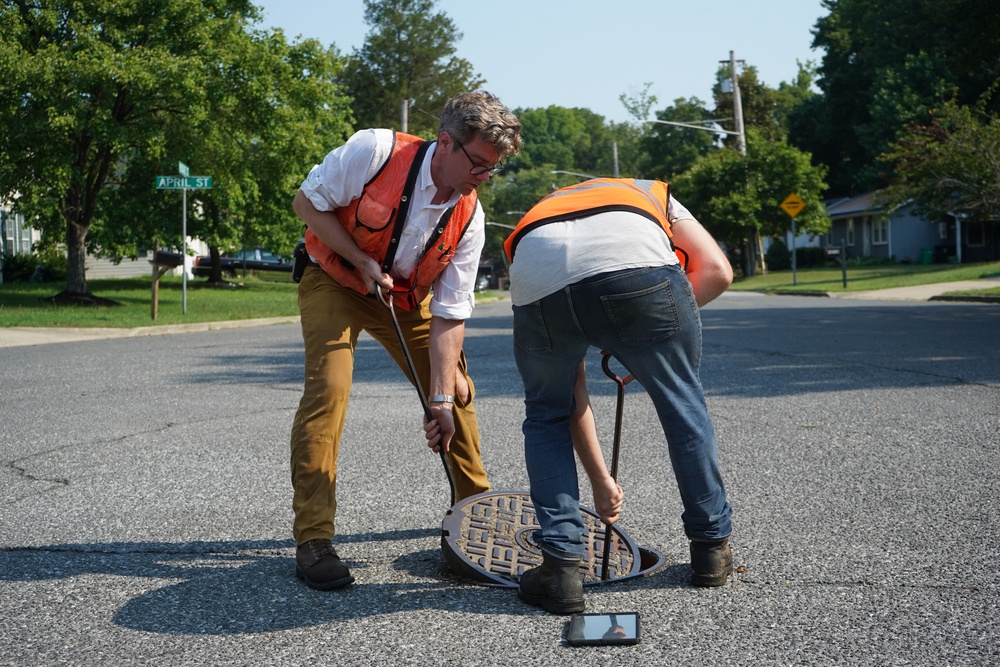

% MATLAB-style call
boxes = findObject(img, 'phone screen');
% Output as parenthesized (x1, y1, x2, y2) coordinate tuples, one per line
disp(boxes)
(566, 612, 640, 646)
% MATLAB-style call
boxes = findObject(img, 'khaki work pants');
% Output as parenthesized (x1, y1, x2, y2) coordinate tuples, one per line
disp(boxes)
(290, 266, 489, 544)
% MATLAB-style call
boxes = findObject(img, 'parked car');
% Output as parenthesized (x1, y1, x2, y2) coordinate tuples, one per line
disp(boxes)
(475, 261, 509, 291)
(193, 248, 291, 277)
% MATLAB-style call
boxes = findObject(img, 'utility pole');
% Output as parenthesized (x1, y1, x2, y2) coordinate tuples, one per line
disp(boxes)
(729, 50, 746, 157)
(723, 50, 763, 275)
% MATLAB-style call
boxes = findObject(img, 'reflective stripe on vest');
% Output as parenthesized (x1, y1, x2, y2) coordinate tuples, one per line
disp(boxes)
(503, 178, 672, 262)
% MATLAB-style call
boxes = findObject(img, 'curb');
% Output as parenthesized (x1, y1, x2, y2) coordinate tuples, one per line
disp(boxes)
(766, 290, 831, 297)
(929, 295, 1000, 304)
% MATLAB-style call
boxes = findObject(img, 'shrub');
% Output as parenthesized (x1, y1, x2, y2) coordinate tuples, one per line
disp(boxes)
(796, 247, 829, 268)
(1, 253, 38, 283)
(1, 246, 68, 283)
(765, 239, 791, 271)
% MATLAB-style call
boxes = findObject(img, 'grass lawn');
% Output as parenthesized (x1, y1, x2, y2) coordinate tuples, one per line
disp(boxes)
(730, 260, 1000, 295)
(0, 274, 301, 328)
(0, 273, 515, 328)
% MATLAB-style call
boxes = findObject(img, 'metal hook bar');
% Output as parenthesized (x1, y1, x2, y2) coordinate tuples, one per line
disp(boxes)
(599, 351, 635, 580)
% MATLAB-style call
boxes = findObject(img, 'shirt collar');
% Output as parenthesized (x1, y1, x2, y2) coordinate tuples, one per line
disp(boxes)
(421, 142, 461, 206)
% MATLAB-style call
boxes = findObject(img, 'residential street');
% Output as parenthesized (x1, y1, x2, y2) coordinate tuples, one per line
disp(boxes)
(1, 292, 998, 666)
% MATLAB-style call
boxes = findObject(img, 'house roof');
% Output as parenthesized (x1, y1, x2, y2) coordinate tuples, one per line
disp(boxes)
(825, 191, 883, 217)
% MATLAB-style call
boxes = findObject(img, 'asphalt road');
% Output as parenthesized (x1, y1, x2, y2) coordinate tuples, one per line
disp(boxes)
(1, 293, 998, 666)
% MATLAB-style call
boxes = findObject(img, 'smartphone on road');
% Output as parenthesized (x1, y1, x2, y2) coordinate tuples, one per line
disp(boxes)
(566, 612, 640, 646)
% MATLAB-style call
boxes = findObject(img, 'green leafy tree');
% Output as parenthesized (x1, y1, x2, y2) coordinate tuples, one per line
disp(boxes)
(642, 97, 716, 181)
(770, 61, 820, 139)
(0, 0, 257, 300)
(798, 0, 1000, 196)
(714, 64, 780, 145)
(131, 32, 351, 283)
(880, 95, 1000, 223)
(340, 0, 484, 137)
(513, 105, 619, 180)
(673, 129, 829, 276)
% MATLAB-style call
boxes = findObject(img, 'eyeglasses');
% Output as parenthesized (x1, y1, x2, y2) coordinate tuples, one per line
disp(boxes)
(456, 141, 504, 176)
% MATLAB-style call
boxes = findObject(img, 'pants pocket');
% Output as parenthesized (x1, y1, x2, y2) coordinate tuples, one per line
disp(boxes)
(600, 280, 681, 344)
(512, 302, 552, 354)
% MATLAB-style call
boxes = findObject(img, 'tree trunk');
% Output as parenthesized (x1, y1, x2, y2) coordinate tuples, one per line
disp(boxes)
(65, 217, 89, 295)
(209, 246, 224, 283)
(742, 240, 756, 277)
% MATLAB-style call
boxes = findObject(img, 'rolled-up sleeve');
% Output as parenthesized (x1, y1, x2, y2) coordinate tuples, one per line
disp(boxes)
(299, 129, 388, 211)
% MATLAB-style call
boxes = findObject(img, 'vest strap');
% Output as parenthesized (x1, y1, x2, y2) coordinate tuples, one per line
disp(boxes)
(380, 140, 432, 274)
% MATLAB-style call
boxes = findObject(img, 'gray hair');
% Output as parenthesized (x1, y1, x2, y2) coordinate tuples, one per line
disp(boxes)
(439, 91, 523, 160)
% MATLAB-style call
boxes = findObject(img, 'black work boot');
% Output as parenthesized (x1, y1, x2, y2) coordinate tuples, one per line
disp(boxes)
(690, 537, 733, 587)
(295, 539, 354, 591)
(518, 551, 585, 615)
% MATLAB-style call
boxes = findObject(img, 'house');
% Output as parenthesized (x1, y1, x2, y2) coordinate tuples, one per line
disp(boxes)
(1, 204, 37, 258)
(2, 199, 206, 280)
(823, 192, 999, 264)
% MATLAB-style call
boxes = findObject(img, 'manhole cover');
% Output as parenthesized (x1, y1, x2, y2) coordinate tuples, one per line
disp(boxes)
(441, 491, 665, 588)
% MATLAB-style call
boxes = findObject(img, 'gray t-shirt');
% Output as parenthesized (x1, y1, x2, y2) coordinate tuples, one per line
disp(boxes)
(508, 197, 693, 306)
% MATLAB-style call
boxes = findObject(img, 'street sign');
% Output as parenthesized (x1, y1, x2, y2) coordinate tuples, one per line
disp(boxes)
(155, 176, 213, 189)
(178, 161, 190, 177)
(780, 193, 805, 218)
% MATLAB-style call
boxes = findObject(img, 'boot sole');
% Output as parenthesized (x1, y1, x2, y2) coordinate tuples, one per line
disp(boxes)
(691, 569, 732, 587)
(296, 565, 355, 591)
(518, 589, 585, 615)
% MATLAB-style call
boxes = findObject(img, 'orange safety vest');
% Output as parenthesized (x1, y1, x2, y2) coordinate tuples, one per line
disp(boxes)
(305, 132, 479, 310)
(503, 178, 673, 262)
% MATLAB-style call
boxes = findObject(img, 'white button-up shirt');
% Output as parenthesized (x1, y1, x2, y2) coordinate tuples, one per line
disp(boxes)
(300, 129, 485, 320)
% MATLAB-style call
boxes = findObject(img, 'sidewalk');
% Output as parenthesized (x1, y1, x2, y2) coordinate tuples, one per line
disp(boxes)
(0, 316, 300, 348)
(828, 279, 1000, 302)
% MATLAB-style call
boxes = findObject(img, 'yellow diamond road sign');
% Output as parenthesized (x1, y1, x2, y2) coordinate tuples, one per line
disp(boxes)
(780, 193, 805, 218)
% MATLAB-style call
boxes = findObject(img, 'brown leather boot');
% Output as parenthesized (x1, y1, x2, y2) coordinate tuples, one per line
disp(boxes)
(690, 537, 733, 587)
(518, 551, 585, 615)
(295, 539, 354, 590)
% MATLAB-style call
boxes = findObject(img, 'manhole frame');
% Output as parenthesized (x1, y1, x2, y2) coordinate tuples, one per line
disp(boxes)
(441, 490, 666, 588)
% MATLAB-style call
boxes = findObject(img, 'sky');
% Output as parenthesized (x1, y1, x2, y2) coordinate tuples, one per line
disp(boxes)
(252, 0, 829, 125)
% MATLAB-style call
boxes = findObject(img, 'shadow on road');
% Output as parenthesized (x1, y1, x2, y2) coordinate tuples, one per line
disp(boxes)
(1, 527, 692, 635)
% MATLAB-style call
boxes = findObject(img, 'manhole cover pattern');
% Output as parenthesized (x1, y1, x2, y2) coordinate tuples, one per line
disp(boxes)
(441, 491, 642, 587)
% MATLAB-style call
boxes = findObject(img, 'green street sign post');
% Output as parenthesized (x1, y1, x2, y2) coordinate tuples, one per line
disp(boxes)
(155, 170, 213, 314)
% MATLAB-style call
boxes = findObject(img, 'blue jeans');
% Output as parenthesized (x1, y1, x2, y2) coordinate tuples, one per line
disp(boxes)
(512, 264, 732, 559)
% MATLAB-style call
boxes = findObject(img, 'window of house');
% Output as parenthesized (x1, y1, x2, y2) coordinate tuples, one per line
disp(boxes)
(872, 218, 887, 245)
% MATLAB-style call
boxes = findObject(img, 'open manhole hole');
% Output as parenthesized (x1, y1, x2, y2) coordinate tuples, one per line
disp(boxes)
(441, 491, 665, 588)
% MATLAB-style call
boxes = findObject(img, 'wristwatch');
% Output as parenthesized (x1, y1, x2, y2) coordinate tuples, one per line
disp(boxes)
(427, 394, 454, 404)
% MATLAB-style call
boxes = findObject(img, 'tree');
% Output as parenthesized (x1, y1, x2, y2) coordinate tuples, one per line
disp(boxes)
(798, 0, 1000, 196)
(642, 97, 716, 181)
(880, 95, 1000, 223)
(714, 64, 780, 145)
(513, 106, 618, 179)
(673, 129, 829, 276)
(770, 61, 820, 139)
(98, 31, 353, 284)
(340, 0, 484, 137)
(0, 0, 256, 300)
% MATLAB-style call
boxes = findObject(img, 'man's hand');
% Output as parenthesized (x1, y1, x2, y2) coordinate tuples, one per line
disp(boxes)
(592, 476, 624, 525)
(423, 403, 456, 453)
(361, 257, 392, 294)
